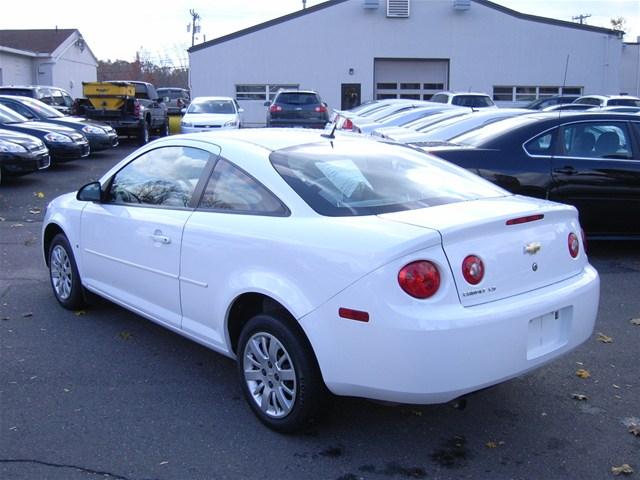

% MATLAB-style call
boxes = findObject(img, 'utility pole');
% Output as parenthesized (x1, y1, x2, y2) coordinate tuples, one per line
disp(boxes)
(302, 0, 307, 9)
(571, 13, 591, 24)
(189, 9, 201, 46)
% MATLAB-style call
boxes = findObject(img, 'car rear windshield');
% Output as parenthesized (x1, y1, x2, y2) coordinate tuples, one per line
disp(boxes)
(452, 115, 538, 146)
(275, 92, 320, 105)
(0, 88, 33, 97)
(451, 95, 494, 108)
(270, 140, 505, 217)
(608, 98, 640, 107)
(158, 89, 188, 99)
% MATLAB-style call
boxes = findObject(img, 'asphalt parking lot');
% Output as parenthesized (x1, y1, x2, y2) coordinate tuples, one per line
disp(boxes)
(1, 140, 638, 480)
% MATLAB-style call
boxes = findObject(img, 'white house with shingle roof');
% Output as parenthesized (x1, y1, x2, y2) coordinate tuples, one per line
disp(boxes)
(0, 28, 97, 98)
(188, 0, 631, 126)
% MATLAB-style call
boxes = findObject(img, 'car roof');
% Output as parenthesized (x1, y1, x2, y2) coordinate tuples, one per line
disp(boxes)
(434, 91, 491, 97)
(172, 128, 370, 152)
(577, 94, 640, 100)
(0, 94, 39, 102)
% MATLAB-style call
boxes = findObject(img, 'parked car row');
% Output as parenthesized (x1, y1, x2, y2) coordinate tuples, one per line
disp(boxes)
(330, 96, 640, 238)
(0, 96, 119, 184)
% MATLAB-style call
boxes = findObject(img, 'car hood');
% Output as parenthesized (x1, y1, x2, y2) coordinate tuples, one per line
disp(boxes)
(184, 113, 237, 124)
(0, 128, 45, 149)
(12, 120, 78, 135)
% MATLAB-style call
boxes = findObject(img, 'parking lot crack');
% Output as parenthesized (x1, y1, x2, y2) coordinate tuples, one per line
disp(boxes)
(0, 459, 137, 480)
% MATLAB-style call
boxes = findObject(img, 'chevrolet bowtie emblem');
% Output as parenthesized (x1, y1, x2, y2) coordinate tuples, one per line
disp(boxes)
(524, 242, 542, 255)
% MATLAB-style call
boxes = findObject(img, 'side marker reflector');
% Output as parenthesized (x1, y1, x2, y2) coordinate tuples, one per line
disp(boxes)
(339, 308, 370, 322)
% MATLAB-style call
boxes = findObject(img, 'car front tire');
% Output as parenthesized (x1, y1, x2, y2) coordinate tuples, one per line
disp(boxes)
(138, 121, 150, 145)
(48, 233, 86, 310)
(237, 314, 324, 433)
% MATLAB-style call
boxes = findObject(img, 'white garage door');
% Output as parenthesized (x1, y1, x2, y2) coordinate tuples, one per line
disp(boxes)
(374, 59, 449, 101)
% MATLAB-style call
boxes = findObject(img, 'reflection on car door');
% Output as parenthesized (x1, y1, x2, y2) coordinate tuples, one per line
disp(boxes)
(549, 120, 640, 235)
(80, 145, 215, 327)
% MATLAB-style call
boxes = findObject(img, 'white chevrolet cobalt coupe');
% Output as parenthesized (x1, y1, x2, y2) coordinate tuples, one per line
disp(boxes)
(43, 129, 600, 432)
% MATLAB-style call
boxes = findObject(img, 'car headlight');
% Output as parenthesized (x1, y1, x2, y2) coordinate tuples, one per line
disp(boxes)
(44, 133, 73, 143)
(0, 140, 27, 153)
(82, 125, 106, 134)
(224, 120, 238, 127)
(181, 121, 193, 128)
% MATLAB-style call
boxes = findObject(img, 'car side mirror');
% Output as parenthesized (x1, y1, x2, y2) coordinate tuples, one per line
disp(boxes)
(76, 181, 102, 202)
(238, 108, 244, 113)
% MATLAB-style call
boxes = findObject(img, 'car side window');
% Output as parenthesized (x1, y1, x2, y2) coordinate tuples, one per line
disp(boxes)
(108, 146, 210, 207)
(560, 123, 632, 159)
(0, 101, 34, 119)
(524, 131, 554, 156)
(38, 88, 53, 105)
(199, 159, 287, 215)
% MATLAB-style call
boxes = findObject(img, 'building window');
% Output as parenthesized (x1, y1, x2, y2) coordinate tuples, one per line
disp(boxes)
(399, 94, 421, 99)
(400, 83, 421, 90)
(377, 83, 397, 90)
(493, 85, 583, 102)
(236, 84, 299, 101)
(376, 93, 397, 100)
(423, 83, 444, 90)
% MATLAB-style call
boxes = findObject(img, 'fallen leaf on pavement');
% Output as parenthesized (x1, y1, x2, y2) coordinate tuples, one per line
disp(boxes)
(597, 332, 613, 343)
(631, 318, 640, 326)
(576, 369, 591, 379)
(34, 192, 45, 199)
(160, 461, 169, 466)
(10, 223, 24, 228)
(28, 208, 41, 215)
(611, 464, 634, 476)
(119, 331, 132, 341)
(22, 312, 33, 318)
(74, 310, 86, 316)
(629, 425, 640, 437)
(485, 441, 497, 449)
(0, 217, 5, 222)
(572, 393, 588, 401)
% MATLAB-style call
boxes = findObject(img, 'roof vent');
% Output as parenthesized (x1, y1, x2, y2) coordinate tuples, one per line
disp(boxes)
(387, 0, 410, 18)
(453, 0, 471, 10)
(363, 0, 380, 8)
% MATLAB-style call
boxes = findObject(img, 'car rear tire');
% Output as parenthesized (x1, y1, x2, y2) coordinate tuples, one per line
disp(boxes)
(237, 314, 324, 433)
(48, 233, 86, 310)
(160, 120, 170, 137)
(138, 121, 150, 145)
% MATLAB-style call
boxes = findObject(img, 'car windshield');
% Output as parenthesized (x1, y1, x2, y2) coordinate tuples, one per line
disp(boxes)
(21, 97, 64, 118)
(452, 115, 538, 146)
(158, 89, 188, 99)
(270, 140, 505, 217)
(276, 92, 320, 105)
(0, 104, 28, 123)
(187, 100, 236, 114)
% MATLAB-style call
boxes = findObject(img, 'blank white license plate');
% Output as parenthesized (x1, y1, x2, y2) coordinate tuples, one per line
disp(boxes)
(527, 307, 571, 359)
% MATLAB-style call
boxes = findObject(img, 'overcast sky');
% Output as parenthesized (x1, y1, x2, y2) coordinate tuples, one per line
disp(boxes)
(1, 0, 638, 65)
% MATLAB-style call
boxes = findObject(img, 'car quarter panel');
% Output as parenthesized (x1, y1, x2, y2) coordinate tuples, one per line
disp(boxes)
(179, 214, 442, 356)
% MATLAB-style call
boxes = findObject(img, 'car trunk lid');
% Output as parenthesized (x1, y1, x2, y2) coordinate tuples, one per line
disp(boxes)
(379, 196, 586, 307)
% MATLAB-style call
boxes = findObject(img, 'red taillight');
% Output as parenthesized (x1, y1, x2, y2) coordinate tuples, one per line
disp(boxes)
(568, 232, 580, 258)
(506, 214, 544, 226)
(269, 104, 282, 113)
(134, 100, 141, 119)
(315, 105, 327, 113)
(342, 118, 354, 130)
(462, 255, 485, 285)
(398, 261, 440, 299)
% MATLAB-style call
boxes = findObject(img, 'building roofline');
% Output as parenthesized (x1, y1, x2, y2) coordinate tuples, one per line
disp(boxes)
(188, 0, 349, 53)
(188, 0, 621, 54)
(473, 0, 620, 36)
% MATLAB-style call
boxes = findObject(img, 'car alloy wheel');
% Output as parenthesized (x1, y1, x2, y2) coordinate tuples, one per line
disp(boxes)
(50, 244, 73, 301)
(243, 332, 297, 418)
(237, 314, 324, 432)
(48, 233, 86, 310)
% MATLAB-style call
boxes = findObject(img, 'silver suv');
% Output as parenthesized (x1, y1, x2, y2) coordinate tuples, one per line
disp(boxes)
(573, 95, 640, 108)
(430, 91, 496, 109)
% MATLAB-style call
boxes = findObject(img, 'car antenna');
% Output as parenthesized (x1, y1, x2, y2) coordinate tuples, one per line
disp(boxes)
(560, 54, 570, 118)
(321, 122, 338, 139)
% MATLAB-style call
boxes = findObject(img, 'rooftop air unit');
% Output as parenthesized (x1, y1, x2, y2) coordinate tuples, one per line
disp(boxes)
(387, 0, 410, 18)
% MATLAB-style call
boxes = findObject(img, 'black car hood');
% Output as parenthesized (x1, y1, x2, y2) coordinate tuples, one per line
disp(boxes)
(15, 120, 78, 134)
(0, 128, 44, 148)
(53, 116, 110, 128)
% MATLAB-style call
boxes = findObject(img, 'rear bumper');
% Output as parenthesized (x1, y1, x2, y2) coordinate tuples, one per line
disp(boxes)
(300, 264, 599, 404)
(267, 119, 328, 129)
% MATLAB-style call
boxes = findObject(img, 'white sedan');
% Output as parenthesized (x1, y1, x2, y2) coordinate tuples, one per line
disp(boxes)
(180, 96, 243, 133)
(42, 129, 599, 432)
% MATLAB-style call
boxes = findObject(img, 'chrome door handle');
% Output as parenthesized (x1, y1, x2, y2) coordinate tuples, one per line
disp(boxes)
(151, 230, 171, 245)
